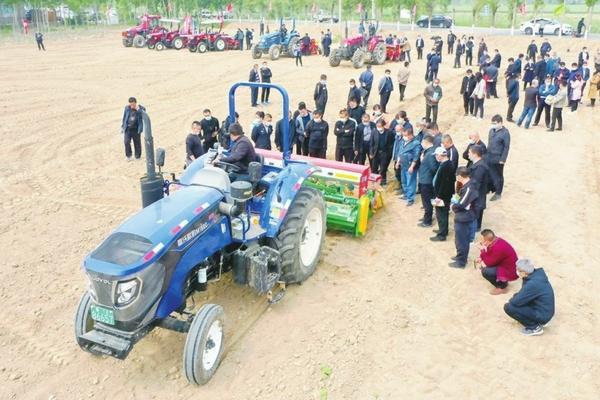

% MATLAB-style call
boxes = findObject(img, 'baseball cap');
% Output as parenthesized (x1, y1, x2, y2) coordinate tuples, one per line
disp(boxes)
(434, 147, 447, 156)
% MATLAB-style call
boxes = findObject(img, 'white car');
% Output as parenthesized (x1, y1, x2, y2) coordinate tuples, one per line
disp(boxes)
(519, 18, 572, 36)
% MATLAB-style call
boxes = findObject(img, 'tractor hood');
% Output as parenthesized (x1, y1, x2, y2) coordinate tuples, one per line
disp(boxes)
(84, 185, 223, 276)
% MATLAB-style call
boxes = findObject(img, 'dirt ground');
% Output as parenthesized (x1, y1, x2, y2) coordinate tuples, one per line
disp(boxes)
(1, 24, 599, 400)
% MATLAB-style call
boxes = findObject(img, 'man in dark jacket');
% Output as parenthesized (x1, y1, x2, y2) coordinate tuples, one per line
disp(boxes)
(369, 119, 394, 185)
(355, 113, 376, 165)
(294, 102, 312, 156)
(347, 98, 365, 127)
(506, 73, 520, 122)
(487, 115, 510, 201)
(533, 75, 556, 128)
(216, 123, 256, 182)
(442, 134, 459, 173)
(415, 34, 425, 59)
(428, 52, 441, 82)
(462, 132, 487, 168)
(540, 39, 551, 57)
(453, 39, 465, 68)
(460, 69, 477, 116)
(321, 31, 332, 57)
(490, 49, 502, 69)
(417, 135, 439, 227)
(359, 65, 374, 107)
(484, 63, 499, 98)
(430, 147, 455, 242)
(245, 28, 253, 50)
(424, 79, 443, 124)
(304, 110, 329, 158)
(447, 31, 456, 54)
(465, 36, 474, 66)
(313, 74, 328, 115)
(121, 97, 144, 160)
(534, 56, 547, 83)
(467, 145, 489, 233)
(517, 79, 539, 129)
(251, 111, 273, 150)
(449, 167, 479, 268)
(200, 109, 220, 152)
(275, 111, 295, 153)
(249, 64, 260, 106)
(185, 121, 204, 167)
(334, 108, 357, 163)
(527, 40, 538, 63)
(235, 29, 244, 51)
(260, 61, 272, 104)
(504, 258, 555, 336)
(378, 69, 394, 113)
(348, 79, 362, 104)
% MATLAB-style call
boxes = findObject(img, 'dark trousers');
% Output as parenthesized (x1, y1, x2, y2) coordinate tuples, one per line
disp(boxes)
(295, 54, 303, 66)
(335, 146, 354, 163)
(309, 148, 326, 158)
(261, 87, 270, 103)
(466, 51, 473, 65)
(487, 81, 498, 98)
(463, 94, 474, 115)
(550, 107, 563, 130)
(239, 39, 244, 50)
(425, 104, 439, 124)
(380, 91, 391, 113)
(507, 100, 518, 120)
(448, 44, 454, 54)
(435, 205, 449, 238)
(246, 40, 251, 50)
(420, 183, 434, 225)
(315, 102, 327, 115)
(417, 47, 423, 59)
(481, 267, 508, 289)
(251, 88, 259, 106)
(356, 141, 371, 165)
(124, 129, 142, 158)
(399, 84, 407, 101)
(371, 151, 390, 183)
(488, 162, 505, 195)
(476, 208, 484, 231)
(295, 138, 308, 156)
(454, 220, 472, 266)
(454, 54, 461, 68)
(203, 137, 217, 153)
(324, 45, 330, 57)
(37, 40, 45, 50)
(534, 103, 551, 127)
(504, 303, 543, 329)
(569, 99, 579, 111)
(474, 97, 484, 118)
(362, 87, 371, 107)
(405, 50, 411, 63)
(428, 68, 438, 82)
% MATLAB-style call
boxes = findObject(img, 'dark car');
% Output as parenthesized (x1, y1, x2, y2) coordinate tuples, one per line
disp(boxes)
(416, 15, 453, 29)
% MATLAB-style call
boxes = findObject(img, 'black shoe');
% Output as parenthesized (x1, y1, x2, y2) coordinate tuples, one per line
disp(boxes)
(451, 256, 459, 261)
(430, 235, 446, 242)
(556, 128, 562, 131)
(432, 229, 440, 234)
(507, 118, 514, 123)
(448, 261, 466, 269)
(418, 222, 433, 228)
(547, 128, 554, 132)
(490, 194, 501, 201)
(532, 123, 538, 126)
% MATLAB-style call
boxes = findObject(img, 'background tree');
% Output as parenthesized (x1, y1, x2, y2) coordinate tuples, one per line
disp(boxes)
(585, 0, 598, 38)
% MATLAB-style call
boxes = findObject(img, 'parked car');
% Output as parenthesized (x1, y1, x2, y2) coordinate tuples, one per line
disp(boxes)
(416, 15, 453, 29)
(519, 18, 572, 36)
(313, 11, 339, 23)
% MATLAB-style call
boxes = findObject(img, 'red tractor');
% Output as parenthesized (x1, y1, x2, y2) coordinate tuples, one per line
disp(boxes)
(329, 34, 387, 69)
(187, 20, 240, 53)
(154, 17, 193, 51)
(386, 44, 403, 61)
(122, 14, 162, 48)
(301, 38, 322, 55)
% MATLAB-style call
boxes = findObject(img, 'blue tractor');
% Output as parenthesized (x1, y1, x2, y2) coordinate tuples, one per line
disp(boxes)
(251, 19, 300, 60)
(74, 83, 326, 385)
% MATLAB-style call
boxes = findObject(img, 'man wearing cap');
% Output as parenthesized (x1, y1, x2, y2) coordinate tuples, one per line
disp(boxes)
(476, 229, 518, 294)
(504, 258, 555, 336)
(430, 147, 455, 242)
(449, 167, 478, 268)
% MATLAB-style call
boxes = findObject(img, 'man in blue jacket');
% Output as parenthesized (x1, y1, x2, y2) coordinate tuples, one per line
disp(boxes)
(378, 69, 394, 113)
(251, 111, 273, 150)
(394, 127, 422, 206)
(121, 97, 145, 161)
(359, 65, 374, 107)
(417, 135, 439, 227)
(506, 73, 520, 122)
(449, 167, 479, 268)
(533, 75, 556, 128)
(540, 39, 551, 57)
(504, 258, 555, 336)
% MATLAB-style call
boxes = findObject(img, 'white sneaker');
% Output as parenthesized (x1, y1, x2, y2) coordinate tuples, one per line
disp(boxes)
(521, 325, 544, 336)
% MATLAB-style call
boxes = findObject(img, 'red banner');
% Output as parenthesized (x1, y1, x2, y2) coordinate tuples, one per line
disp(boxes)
(357, 3, 363, 13)
(226, 3, 233, 13)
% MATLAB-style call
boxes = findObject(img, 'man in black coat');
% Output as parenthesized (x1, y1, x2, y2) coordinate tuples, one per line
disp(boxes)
(467, 145, 489, 233)
(248, 64, 260, 106)
(121, 97, 144, 160)
(490, 49, 502, 69)
(245, 28, 253, 50)
(347, 98, 365, 126)
(304, 110, 329, 158)
(185, 121, 204, 167)
(334, 108, 357, 163)
(417, 135, 439, 227)
(527, 40, 538, 63)
(504, 258, 555, 336)
(313, 74, 328, 115)
(275, 111, 295, 153)
(487, 115, 510, 201)
(460, 69, 477, 116)
(216, 123, 256, 182)
(465, 36, 474, 66)
(200, 109, 220, 152)
(447, 31, 456, 54)
(534, 56, 548, 83)
(415, 34, 425, 59)
(462, 132, 487, 168)
(449, 167, 479, 268)
(442, 134, 459, 173)
(430, 147, 455, 242)
(355, 113, 376, 165)
(348, 79, 362, 105)
(321, 31, 332, 57)
(369, 119, 394, 185)
(260, 61, 272, 104)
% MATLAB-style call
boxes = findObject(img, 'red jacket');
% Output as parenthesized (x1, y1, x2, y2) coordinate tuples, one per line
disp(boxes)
(480, 237, 518, 282)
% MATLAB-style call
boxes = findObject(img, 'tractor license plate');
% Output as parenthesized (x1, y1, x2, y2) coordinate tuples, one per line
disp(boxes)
(90, 305, 115, 325)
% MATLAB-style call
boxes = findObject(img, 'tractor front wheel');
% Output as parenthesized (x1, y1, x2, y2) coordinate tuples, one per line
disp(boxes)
(74, 292, 103, 356)
(352, 49, 366, 69)
(273, 187, 325, 284)
(269, 44, 281, 60)
(252, 44, 263, 59)
(287, 37, 300, 57)
(214, 38, 226, 51)
(183, 304, 225, 385)
(197, 41, 208, 53)
(133, 34, 146, 48)
(147, 42, 155, 50)
(329, 49, 341, 67)
(155, 41, 165, 51)
(122, 38, 132, 47)
(188, 43, 197, 52)
(172, 37, 184, 50)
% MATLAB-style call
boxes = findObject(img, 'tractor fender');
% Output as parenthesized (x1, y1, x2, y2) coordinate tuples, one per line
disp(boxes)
(262, 162, 319, 237)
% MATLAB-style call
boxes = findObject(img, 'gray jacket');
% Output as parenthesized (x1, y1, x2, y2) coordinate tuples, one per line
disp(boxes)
(487, 126, 511, 164)
(550, 87, 568, 109)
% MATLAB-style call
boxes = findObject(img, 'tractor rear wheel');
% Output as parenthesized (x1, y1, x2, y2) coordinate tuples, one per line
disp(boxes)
(183, 304, 225, 385)
(269, 44, 281, 60)
(133, 34, 146, 48)
(172, 37, 184, 50)
(352, 49, 366, 69)
(122, 38, 132, 47)
(214, 38, 226, 51)
(287, 36, 300, 57)
(372, 42, 387, 65)
(252, 44, 263, 59)
(197, 41, 208, 53)
(74, 292, 103, 356)
(329, 49, 341, 67)
(272, 187, 326, 284)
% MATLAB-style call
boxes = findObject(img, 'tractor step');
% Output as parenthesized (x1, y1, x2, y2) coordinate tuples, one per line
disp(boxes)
(80, 329, 133, 360)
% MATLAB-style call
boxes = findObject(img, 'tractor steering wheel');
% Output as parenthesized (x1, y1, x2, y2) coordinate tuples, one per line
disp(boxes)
(213, 160, 241, 173)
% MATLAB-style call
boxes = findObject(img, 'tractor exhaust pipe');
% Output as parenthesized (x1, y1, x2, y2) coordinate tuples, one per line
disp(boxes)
(140, 111, 164, 208)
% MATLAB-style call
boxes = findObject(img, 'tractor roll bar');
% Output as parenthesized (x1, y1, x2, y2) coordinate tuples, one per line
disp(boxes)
(228, 82, 291, 164)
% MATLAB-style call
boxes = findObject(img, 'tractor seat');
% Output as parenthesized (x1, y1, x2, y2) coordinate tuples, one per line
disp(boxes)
(187, 166, 232, 202)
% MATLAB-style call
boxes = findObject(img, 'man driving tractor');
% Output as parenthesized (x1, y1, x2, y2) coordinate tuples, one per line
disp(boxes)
(211, 123, 257, 182)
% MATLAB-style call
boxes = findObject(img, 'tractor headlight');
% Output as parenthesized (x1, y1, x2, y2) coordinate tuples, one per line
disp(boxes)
(115, 278, 141, 307)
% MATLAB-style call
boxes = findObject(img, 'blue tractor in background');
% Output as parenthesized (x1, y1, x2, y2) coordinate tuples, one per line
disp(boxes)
(252, 18, 300, 60)
(74, 82, 326, 385)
